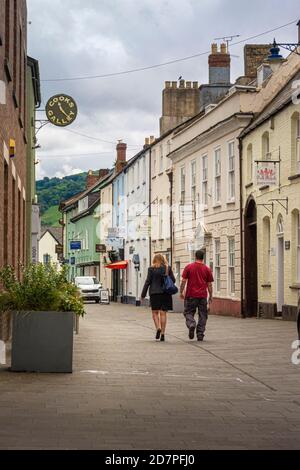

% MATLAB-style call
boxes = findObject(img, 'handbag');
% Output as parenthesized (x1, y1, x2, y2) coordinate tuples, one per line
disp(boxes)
(163, 265, 179, 296)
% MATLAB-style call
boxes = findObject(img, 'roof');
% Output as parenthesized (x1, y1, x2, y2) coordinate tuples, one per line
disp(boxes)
(60, 171, 113, 212)
(40, 226, 63, 245)
(70, 191, 100, 223)
(241, 68, 300, 137)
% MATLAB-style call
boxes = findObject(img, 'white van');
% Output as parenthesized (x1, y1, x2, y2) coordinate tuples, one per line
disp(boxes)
(74, 276, 102, 303)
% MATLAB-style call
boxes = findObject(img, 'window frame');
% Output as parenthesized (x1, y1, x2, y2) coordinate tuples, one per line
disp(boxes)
(228, 237, 235, 295)
(214, 238, 221, 293)
(228, 141, 235, 201)
(214, 148, 221, 205)
(201, 154, 208, 207)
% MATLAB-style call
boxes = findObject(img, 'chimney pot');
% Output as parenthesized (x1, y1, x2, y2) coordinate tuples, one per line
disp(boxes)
(220, 43, 227, 54)
(186, 81, 191, 88)
(193, 81, 198, 89)
(165, 81, 171, 88)
(211, 43, 218, 54)
(179, 79, 185, 88)
(171, 81, 177, 88)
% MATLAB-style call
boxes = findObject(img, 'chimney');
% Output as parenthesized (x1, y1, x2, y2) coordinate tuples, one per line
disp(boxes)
(199, 43, 232, 111)
(116, 140, 127, 162)
(86, 170, 99, 189)
(115, 140, 127, 174)
(99, 169, 110, 179)
(86, 169, 110, 189)
(144, 137, 150, 150)
(244, 44, 272, 79)
(160, 79, 200, 135)
(208, 43, 231, 85)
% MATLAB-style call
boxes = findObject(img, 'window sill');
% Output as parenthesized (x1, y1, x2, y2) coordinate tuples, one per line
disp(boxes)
(226, 200, 236, 205)
(137, 186, 140, 190)
(152, 176, 156, 180)
(142, 182, 146, 186)
(158, 172, 164, 176)
(245, 182, 253, 189)
(262, 283, 271, 288)
(289, 283, 300, 290)
(259, 185, 269, 191)
(213, 203, 221, 209)
(288, 174, 300, 181)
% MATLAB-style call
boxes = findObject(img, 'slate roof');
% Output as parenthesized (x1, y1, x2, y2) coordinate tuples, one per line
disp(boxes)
(241, 68, 300, 137)
(40, 226, 63, 245)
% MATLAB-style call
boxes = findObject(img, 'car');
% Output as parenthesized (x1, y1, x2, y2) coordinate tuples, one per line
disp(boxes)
(74, 276, 102, 303)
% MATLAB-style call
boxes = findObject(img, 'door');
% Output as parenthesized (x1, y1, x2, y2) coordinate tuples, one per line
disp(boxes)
(244, 199, 258, 317)
(277, 236, 284, 313)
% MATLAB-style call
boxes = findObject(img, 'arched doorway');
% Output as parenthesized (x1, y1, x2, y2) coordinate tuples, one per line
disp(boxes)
(276, 215, 284, 314)
(244, 198, 258, 317)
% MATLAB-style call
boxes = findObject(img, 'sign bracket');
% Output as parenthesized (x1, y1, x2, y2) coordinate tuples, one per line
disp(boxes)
(269, 197, 289, 215)
(257, 202, 274, 218)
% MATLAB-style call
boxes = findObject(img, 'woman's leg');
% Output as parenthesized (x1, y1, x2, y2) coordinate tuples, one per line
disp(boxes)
(160, 311, 167, 334)
(152, 311, 161, 330)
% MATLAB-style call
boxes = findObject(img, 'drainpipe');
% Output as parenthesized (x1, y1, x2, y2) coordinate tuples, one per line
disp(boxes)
(149, 148, 152, 265)
(167, 170, 173, 267)
(239, 137, 245, 319)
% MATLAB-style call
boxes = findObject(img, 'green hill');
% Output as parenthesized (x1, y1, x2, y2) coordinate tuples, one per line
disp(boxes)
(41, 205, 61, 227)
(36, 172, 87, 226)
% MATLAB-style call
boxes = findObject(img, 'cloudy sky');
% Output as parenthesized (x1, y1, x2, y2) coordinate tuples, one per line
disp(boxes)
(27, 0, 299, 179)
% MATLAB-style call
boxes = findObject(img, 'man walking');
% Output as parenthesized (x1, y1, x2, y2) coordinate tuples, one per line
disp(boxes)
(180, 250, 214, 341)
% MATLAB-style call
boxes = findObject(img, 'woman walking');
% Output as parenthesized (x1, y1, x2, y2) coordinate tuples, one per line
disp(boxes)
(141, 254, 176, 342)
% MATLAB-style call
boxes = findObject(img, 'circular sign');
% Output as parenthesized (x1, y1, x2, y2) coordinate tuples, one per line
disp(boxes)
(46, 94, 78, 127)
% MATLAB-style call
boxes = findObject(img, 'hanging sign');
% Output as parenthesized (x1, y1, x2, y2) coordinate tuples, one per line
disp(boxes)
(256, 161, 278, 186)
(46, 94, 78, 127)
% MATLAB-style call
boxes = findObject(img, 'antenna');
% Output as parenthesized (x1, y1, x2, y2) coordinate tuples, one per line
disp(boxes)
(214, 34, 240, 51)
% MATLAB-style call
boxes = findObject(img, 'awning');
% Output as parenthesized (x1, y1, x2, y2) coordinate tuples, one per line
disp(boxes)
(105, 261, 128, 270)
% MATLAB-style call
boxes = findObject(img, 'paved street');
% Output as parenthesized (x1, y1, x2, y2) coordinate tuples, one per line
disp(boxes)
(1, 303, 300, 450)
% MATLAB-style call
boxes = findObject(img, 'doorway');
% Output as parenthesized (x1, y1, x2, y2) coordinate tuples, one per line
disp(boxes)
(244, 198, 258, 317)
(277, 216, 284, 314)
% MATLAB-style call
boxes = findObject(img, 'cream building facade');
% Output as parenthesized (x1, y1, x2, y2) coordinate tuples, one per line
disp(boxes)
(99, 174, 114, 293)
(241, 66, 300, 320)
(169, 88, 256, 316)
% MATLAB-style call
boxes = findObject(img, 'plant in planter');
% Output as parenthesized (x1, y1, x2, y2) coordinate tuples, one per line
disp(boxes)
(0, 264, 85, 373)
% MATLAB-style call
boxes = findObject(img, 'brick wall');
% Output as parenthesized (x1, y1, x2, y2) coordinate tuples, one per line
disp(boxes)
(0, 0, 28, 274)
(244, 44, 271, 79)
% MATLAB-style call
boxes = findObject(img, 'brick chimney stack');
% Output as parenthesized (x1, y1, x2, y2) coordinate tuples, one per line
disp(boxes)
(244, 44, 272, 79)
(115, 140, 127, 174)
(86, 169, 110, 189)
(209, 43, 231, 85)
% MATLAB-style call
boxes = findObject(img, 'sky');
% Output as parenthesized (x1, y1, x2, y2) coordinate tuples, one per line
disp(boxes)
(27, 0, 300, 179)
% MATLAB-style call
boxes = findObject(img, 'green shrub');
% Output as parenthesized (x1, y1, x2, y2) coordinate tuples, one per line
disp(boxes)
(0, 264, 85, 317)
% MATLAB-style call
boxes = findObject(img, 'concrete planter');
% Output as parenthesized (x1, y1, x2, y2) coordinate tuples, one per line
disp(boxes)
(11, 311, 74, 373)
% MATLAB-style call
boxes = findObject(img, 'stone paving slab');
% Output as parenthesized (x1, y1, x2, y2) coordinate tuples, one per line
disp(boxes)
(0, 303, 300, 449)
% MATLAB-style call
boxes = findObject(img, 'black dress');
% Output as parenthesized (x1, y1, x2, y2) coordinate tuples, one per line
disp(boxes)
(141, 266, 176, 312)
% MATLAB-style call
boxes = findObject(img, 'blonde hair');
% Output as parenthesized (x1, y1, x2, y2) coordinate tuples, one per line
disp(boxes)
(152, 254, 168, 268)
